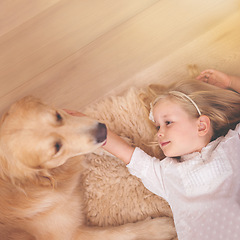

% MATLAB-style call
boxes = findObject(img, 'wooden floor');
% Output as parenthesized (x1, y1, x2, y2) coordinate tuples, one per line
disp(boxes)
(1, 0, 240, 115)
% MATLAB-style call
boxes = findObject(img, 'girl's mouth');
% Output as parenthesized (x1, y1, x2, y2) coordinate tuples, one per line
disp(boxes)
(160, 141, 170, 147)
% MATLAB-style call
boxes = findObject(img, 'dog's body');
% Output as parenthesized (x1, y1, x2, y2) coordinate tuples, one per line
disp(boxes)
(0, 96, 176, 240)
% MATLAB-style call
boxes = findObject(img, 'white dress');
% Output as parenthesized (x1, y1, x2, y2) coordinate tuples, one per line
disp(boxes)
(127, 123, 240, 240)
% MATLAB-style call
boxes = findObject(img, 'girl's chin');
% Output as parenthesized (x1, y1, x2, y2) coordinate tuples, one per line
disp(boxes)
(163, 150, 181, 158)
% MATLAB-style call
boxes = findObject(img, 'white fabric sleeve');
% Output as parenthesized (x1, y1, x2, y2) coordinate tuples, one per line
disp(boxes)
(127, 147, 167, 199)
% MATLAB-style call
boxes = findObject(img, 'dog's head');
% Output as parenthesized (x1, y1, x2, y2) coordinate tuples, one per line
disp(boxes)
(0, 96, 107, 180)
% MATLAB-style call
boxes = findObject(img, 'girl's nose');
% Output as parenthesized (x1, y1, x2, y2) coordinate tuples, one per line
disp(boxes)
(157, 128, 164, 137)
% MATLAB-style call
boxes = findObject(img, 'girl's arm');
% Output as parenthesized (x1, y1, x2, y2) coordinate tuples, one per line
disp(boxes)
(102, 130, 135, 165)
(196, 69, 240, 93)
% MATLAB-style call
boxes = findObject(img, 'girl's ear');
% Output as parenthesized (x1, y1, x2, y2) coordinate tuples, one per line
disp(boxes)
(197, 115, 211, 137)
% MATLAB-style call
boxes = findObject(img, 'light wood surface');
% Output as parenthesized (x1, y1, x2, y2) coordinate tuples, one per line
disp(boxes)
(1, 0, 240, 115)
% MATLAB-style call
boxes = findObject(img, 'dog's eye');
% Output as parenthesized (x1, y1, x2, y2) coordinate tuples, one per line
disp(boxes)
(56, 112, 62, 122)
(54, 141, 62, 154)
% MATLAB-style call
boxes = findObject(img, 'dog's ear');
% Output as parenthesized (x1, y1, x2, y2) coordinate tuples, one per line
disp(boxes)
(15, 96, 43, 107)
(0, 96, 42, 125)
(7, 96, 45, 116)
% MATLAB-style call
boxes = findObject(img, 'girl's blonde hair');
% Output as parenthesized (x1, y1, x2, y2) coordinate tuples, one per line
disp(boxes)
(140, 80, 240, 141)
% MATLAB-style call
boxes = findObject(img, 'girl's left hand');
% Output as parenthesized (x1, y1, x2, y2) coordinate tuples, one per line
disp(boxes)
(196, 69, 231, 89)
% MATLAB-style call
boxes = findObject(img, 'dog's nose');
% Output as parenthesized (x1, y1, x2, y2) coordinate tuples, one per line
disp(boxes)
(96, 123, 107, 143)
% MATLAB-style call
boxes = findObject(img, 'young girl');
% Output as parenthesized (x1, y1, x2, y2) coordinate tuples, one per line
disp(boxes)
(68, 69, 240, 239)
(100, 69, 240, 240)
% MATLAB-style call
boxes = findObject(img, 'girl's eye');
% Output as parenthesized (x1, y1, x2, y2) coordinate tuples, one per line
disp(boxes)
(165, 121, 172, 125)
(156, 126, 160, 131)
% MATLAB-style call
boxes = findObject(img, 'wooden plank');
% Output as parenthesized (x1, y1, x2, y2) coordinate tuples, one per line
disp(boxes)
(0, 0, 159, 97)
(0, 0, 61, 37)
(123, 11, 240, 90)
(0, 1, 239, 116)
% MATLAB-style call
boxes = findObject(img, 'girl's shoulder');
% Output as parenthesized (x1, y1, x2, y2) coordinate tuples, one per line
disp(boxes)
(225, 122, 240, 138)
(203, 122, 239, 156)
(215, 122, 240, 156)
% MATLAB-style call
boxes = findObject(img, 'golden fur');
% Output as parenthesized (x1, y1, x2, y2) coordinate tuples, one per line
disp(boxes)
(0, 96, 176, 240)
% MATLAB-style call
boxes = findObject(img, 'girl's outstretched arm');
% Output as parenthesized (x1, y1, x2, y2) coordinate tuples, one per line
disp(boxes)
(196, 69, 240, 93)
(102, 130, 135, 165)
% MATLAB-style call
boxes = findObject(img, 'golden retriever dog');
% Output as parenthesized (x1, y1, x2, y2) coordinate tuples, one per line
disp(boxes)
(0, 96, 176, 240)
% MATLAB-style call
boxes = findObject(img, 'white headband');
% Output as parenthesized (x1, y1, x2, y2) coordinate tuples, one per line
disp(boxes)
(149, 91, 202, 122)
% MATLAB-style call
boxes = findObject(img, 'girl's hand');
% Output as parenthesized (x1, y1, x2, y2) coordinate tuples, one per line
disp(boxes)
(196, 69, 231, 89)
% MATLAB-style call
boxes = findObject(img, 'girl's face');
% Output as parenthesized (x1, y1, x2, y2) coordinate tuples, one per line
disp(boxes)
(153, 99, 205, 158)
